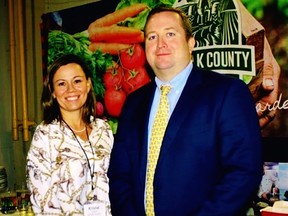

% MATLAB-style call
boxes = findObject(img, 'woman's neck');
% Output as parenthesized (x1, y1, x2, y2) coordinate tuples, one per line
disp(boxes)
(61, 111, 85, 132)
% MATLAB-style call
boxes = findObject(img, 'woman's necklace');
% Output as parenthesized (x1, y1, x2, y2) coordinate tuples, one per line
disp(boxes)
(70, 126, 86, 133)
(62, 119, 96, 190)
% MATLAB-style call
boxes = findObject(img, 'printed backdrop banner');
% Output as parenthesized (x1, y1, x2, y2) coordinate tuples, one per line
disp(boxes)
(41, 1, 288, 214)
(41, 0, 288, 159)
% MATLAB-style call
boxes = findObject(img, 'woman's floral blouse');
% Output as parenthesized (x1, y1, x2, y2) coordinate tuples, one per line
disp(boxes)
(27, 118, 114, 215)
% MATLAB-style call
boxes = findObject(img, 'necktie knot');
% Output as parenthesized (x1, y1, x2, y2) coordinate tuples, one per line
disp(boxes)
(160, 85, 171, 96)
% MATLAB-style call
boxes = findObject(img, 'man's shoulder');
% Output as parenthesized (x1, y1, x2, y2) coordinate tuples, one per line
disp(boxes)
(193, 65, 246, 87)
(127, 80, 155, 98)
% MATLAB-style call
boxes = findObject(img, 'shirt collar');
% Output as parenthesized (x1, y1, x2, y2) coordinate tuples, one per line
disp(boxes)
(155, 61, 193, 90)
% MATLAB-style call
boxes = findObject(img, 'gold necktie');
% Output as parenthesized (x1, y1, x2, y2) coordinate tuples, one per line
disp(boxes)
(146, 85, 171, 216)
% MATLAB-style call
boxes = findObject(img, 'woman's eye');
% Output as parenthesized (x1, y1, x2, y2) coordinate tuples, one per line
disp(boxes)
(74, 79, 83, 84)
(57, 82, 65, 87)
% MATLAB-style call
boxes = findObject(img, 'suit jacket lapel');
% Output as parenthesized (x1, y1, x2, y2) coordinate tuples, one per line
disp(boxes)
(138, 82, 157, 186)
(158, 66, 204, 163)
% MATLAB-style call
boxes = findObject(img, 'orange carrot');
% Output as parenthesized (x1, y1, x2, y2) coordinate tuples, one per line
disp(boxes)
(88, 3, 148, 31)
(89, 25, 143, 43)
(106, 32, 144, 44)
(89, 42, 132, 55)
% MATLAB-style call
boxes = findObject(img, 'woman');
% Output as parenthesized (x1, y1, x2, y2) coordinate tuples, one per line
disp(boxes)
(27, 54, 113, 215)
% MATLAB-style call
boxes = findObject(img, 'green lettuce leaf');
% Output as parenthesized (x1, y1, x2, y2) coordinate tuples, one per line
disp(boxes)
(115, 0, 176, 30)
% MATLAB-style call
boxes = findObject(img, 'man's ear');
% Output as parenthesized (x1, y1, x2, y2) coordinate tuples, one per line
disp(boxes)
(188, 37, 195, 54)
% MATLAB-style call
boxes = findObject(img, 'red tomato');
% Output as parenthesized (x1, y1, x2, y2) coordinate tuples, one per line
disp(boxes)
(119, 44, 146, 70)
(103, 61, 124, 89)
(122, 66, 151, 94)
(104, 88, 126, 117)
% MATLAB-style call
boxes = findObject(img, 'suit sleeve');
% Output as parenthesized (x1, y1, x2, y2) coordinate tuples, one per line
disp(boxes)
(195, 79, 263, 216)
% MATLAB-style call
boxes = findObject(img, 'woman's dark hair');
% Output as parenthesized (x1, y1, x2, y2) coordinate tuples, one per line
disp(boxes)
(41, 54, 96, 125)
(144, 6, 193, 41)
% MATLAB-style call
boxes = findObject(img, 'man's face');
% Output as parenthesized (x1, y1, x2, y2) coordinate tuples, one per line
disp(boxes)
(145, 11, 195, 81)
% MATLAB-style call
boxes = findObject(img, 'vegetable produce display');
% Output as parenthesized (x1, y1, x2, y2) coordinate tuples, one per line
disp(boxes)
(87, 3, 148, 56)
(119, 43, 146, 69)
(46, 0, 175, 133)
(88, 3, 148, 28)
(48, 30, 112, 100)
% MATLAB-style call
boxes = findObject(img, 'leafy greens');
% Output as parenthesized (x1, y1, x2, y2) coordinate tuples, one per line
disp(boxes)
(48, 30, 112, 99)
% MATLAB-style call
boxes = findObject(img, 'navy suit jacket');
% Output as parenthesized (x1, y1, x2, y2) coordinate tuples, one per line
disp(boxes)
(108, 65, 263, 216)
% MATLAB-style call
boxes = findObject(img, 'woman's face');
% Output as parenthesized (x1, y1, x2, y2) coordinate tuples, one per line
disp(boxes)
(52, 63, 91, 115)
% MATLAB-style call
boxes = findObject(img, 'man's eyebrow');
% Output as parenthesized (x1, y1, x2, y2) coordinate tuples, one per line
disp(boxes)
(146, 27, 175, 35)
(146, 30, 156, 35)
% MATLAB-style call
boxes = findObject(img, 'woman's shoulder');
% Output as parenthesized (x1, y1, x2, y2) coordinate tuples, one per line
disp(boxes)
(35, 119, 61, 131)
(91, 117, 114, 147)
(91, 117, 112, 131)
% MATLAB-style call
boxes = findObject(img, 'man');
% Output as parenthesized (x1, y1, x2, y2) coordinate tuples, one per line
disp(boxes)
(108, 6, 263, 216)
